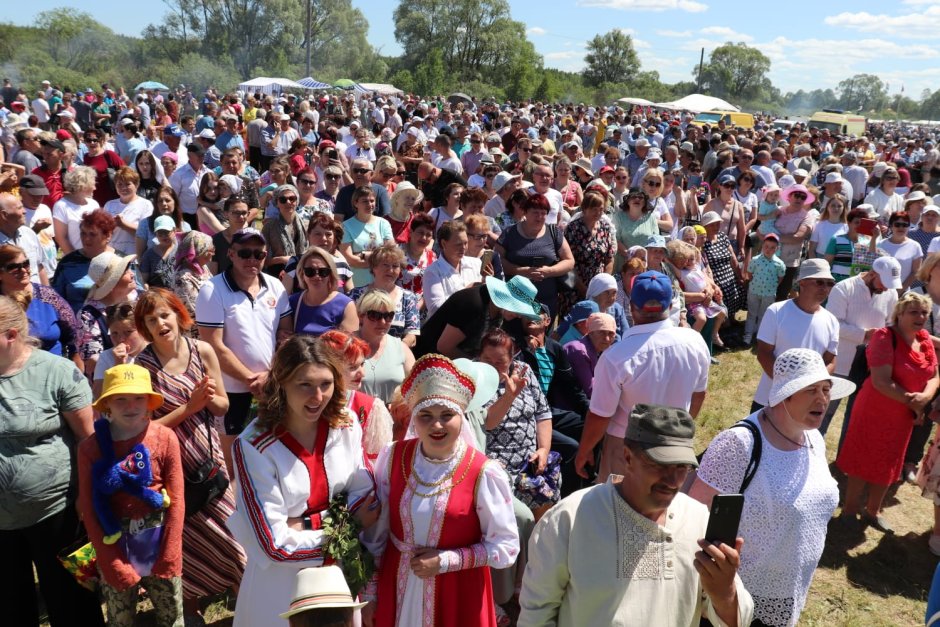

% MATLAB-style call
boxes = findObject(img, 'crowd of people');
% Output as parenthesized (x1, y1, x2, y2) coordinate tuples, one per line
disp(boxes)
(4, 77, 940, 626)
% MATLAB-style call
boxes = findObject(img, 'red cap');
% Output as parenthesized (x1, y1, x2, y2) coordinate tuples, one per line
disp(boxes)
(598, 166, 615, 175)
(55, 129, 72, 141)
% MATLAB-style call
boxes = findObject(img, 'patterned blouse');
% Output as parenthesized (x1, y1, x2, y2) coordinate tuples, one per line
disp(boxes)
(483, 360, 552, 484)
(565, 216, 616, 284)
(349, 285, 421, 340)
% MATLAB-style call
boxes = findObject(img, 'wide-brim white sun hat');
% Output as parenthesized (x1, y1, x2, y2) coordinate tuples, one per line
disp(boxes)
(769, 348, 855, 407)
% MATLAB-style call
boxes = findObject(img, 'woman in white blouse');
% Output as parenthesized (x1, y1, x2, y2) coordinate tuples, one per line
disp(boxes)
(687, 349, 855, 627)
(422, 220, 481, 317)
(864, 166, 905, 220)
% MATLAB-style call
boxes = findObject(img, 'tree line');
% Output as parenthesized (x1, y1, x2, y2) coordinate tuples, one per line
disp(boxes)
(3, 2, 940, 121)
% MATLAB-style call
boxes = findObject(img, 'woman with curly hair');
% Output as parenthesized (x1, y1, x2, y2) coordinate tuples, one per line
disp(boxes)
(228, 334, 378, 627)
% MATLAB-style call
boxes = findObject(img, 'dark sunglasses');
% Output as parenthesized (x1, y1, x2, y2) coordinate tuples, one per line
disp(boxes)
(278, 196, 298, 204)
(470, 139, 482, 144)
(235, 248, 266, 260)
(893, 222, 910, 228)
(353, 168, 372, 175)
(298, 178, 316, 185)
(396, 170, 406, 176)
(2, 260, 30, 272)
(302, 266, 332, 278)
(365, 310, 395, 322)
(791, 192, 807, 200)
(105, 303, 135, 318)
(644, 180, 662, 188)
(325, 174, 341, 181)
(808, 279, 835, 288)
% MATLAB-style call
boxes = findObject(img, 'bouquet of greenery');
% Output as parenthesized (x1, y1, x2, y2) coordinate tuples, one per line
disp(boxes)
(322, 493, 375, 597)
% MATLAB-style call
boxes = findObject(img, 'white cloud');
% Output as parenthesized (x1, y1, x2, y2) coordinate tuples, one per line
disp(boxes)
(617, 27, 638, 36)
(577, 0, 708, 13)
(824, 7, 940, 38)
(699, 26, 753, 41)
(527, 26, 547, 36)
(633, 38, 652, 49)
(544, 51, 581, 61)
(656, 29, 693, 37)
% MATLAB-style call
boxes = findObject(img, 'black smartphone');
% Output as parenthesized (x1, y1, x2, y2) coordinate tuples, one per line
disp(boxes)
(704, 494, 744, 547)
(328, 148, 338, 160)
(529, 256, 548, 267)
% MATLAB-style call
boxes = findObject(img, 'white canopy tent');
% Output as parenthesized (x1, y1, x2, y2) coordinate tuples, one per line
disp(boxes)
(355, 83, 404, 96)
(617, 97, 655, 107)
(237, 77, 310, 94)
(656, 94, 740, 112)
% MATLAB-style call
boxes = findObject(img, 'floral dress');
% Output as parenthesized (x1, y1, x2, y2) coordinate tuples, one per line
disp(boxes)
(562, 216, 615, 316)
(703, 232, 744, 317)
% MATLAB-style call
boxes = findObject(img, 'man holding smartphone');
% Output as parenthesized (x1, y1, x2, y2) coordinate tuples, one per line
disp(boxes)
(519, 404, 753, 627)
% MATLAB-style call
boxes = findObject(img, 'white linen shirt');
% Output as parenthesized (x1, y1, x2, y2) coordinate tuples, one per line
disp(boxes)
(589, 319, 710, 438)
(824, 274, 897, 376)
(168, 162, 210, 215)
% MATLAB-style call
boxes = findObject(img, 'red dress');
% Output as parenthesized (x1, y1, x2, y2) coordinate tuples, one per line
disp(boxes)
(838, 327, 937, 485)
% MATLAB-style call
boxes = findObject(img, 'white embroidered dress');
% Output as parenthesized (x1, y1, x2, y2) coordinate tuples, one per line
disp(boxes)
(363, 439, 519, 626)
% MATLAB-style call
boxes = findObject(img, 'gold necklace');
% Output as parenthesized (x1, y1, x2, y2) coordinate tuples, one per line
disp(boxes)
(403, 444, 475, 498)
(410, 441, 463, 484)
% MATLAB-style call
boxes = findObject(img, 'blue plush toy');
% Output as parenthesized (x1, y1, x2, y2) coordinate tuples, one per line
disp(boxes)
(91, 419, 169, 544)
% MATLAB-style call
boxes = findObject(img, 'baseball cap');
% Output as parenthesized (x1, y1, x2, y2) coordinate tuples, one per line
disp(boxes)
(231, 227, 265, 245)
(871, 256, 902, 290)
(153, 215, 176, 232)
(630, 271, 672, 313)
(19, 174, 49, 196)
(164, 124, 185, 138)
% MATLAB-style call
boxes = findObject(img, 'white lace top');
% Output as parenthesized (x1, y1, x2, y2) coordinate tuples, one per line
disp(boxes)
(696, 412, 838, 627)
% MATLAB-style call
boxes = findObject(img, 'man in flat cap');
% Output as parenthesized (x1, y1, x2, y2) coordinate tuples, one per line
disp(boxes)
(519, 404, 753, 627)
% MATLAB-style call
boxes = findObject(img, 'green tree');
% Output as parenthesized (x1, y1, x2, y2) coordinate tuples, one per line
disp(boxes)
(836, 74, 886, 112)
(393, 0, 540, 88)
(583, 30, 640, 87)
(414, 49, 446, 95)
(697, 42, 771, 101)
(388, 69, 415, 94)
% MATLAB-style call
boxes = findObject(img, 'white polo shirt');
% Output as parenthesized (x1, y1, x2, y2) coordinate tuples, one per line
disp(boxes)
(753, 300, 840, 405)
(195, 269, 291, 394)
(589, 319, 711, 438)
(169, 162, 210, 215)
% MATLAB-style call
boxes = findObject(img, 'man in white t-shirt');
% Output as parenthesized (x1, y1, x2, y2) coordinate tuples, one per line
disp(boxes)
(820, 256, 899, 438)
(530, 162, 564, 225)
(753, 258, 840, 411)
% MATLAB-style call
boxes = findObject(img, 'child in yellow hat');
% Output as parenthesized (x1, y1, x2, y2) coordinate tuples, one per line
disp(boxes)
(77, 364, 185, 627)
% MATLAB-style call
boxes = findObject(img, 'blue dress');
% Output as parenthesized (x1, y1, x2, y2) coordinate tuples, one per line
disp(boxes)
(288, 291, 353, 337)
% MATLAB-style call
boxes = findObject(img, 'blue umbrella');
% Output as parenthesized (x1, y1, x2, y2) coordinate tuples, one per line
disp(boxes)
(135, 81, 169, 91)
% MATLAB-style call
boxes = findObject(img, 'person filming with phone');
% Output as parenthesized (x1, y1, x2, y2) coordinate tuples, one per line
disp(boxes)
(518, 403, 753, 627)
(687, 349, 855, 627)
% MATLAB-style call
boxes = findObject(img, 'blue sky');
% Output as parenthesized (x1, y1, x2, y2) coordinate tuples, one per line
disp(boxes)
(4, 0, 939, 97)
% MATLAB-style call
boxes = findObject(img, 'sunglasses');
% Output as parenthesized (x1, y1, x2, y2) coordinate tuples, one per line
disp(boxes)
(893, 222, 910, 228)
(365, 310, 395, 322)
(298, 178, 316, 185)
(808, 279, 836, 288)
(470, 139, 482, 144)
(302, 266, 332, 278)
(791, 193, 807, 200)
(353, 168, 372, 175)
(627, 195, 645, 202)
(2, 260, 30, 272)
(325, 174, 341, 181)
(467, 232, 487, 241)
(105, 303, 135, 318)
(396, 170, 406, 176)
(644, 181, 662, 188)
(235, 248, 266, 260)
(278, 196, 298, 204)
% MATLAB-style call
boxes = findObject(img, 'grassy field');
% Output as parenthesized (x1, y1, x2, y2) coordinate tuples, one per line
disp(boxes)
(60, 346, 936, 626)
(702, 349, 935, 627)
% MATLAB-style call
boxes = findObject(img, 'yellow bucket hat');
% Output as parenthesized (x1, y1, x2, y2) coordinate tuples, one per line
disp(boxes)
(93, 364, 164, 413)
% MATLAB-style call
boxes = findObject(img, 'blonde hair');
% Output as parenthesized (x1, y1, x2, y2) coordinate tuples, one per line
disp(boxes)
(917, 252, 940, 283)
(891, 291, 932, 326)
(666, 239, 698, 266)
(356, 288, 395, 314)
(0, 295, 39, 347)
(296, 246, 338, 292)
(63, 166, 96, 193)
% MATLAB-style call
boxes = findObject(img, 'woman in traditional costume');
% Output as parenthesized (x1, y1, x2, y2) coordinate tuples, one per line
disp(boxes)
(228, 334, 377, 626)
(362, 353, 519, 627)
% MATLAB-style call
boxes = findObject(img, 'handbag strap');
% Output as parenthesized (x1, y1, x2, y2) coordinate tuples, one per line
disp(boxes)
(733, 419, 762, 494)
